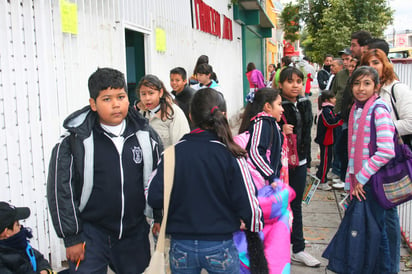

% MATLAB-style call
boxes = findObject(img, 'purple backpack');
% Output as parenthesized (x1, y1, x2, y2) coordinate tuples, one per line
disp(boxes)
(369, 104, 412, 209)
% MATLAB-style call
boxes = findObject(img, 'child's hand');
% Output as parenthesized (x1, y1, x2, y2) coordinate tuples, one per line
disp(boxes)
(152, 222, 161, 236)
(66, 242, 85, 263)
(282, 124, 294, 135)
(352, 182, 366, 201)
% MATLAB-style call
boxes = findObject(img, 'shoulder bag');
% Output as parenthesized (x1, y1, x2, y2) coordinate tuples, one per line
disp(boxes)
(369, 104, 412, 209)
(144, 146, 175, 274)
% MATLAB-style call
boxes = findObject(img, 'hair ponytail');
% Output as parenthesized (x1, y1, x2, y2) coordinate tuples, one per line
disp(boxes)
(191, 88, 246, 157)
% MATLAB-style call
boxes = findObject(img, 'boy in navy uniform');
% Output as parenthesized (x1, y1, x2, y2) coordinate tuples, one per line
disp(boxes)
(170, 67, 195, 126)
(47, 68, 162, 273)
(0, 202, 53, 274)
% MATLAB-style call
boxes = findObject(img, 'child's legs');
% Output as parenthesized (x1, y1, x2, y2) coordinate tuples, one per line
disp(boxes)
(331, 126, 342, 175)
(289, 165, 307, 253)
(325, 144, 333, 177)
(69, 222, 110, 274)
(316, 144, 328, 183)
(338, 127, 348, 181)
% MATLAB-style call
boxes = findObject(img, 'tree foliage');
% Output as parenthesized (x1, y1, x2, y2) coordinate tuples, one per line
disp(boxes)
(297, 0, 393, 63)
(280, 3, 301, 42)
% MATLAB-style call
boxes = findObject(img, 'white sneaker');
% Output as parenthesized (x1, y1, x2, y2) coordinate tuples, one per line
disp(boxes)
(291, 251, 321, 267)
(317, 183, 332, 191)
(332, 180, 345, 189)
(327, 172, 339, 180)
(332, 178, 342, 183)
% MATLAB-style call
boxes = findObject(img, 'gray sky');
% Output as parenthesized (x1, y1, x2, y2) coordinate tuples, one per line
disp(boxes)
(386, 0, 412, 33)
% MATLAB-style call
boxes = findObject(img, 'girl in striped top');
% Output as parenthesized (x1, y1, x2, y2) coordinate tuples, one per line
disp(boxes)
(345, 66, 396, 272)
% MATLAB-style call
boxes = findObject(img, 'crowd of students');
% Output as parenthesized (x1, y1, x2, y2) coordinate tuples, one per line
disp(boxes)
(1, 29, 411, 274)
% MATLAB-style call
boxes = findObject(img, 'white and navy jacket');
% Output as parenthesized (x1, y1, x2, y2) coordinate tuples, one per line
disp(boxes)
(47, 106, 162, 247)
(247, 114, 283, 183)
(147, 129, 263, 240)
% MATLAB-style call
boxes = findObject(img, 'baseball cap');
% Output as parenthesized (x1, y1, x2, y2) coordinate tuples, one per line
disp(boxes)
(338, 47, 351, 56)
(0, 202, 30, 231)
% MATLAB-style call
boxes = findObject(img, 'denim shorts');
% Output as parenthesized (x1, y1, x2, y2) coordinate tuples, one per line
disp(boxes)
(169, 238, 239, 274)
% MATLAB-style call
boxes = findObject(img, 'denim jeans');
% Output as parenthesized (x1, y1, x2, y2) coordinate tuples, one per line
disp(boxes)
(169, 239, 239, 274)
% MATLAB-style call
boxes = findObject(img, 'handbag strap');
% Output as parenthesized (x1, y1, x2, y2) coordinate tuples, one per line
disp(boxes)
(155, 145, 175, 253)
(389, 82, 400, 120)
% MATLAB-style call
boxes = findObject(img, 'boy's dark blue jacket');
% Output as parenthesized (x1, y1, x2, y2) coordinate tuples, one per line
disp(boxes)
(315, 104, 343, 146)
(47, 106, 162, 247)
(147, 130, 263, 240)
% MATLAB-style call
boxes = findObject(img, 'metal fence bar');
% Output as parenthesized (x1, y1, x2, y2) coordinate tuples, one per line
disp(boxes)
(392, 59, 412, 252)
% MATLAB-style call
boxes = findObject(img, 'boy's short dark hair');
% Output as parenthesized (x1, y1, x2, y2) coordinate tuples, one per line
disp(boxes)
(195, 63, 213, 75)
(88, 68, 126, 100)
(351, 30, 372, 46)
(366, 38, 390, 56)
(170, 67, 187, 80)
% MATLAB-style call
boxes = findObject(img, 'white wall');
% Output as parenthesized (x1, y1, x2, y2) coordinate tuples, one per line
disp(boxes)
(147, 0, 244, 116)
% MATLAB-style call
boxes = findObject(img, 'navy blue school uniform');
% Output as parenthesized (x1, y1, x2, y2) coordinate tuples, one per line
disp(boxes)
(47, 106, 162, 273)
(148, 129, 263, 238)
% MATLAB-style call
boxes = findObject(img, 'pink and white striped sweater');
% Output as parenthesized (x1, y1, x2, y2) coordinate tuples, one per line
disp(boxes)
(345, 95, 396, 190)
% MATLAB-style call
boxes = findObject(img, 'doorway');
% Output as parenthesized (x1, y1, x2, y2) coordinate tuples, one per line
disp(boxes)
(125, 29, 145, 105)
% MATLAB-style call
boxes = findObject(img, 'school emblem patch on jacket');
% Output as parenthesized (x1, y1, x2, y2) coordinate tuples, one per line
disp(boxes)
(132, 146, 142, 164)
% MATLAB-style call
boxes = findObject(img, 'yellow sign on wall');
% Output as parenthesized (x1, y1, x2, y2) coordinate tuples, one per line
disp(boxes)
(156, 28, 166, 53)
(60, 0, 78, 34)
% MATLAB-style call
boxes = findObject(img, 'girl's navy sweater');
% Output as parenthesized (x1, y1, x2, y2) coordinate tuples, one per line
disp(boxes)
(147, 130, 263, 240)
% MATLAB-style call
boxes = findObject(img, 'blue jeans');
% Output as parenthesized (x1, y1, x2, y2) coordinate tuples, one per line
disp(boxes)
(169, 239, 239, 274)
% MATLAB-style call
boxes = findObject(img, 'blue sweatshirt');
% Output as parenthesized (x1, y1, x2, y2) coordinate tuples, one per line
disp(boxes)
(147, 129, 263, 240)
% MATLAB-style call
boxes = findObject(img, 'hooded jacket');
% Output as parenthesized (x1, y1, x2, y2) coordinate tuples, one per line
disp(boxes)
(0, 245, 52, 274)
(279, 96, 313, 167)
(47, 106, 162, 247)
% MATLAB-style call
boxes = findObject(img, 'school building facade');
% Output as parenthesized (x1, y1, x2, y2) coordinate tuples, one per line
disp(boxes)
(0, 0, 282, 267)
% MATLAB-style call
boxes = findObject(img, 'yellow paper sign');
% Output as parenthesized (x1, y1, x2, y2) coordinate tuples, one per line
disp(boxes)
(156, 28, 166, 52)
(60, 0, 78, 34)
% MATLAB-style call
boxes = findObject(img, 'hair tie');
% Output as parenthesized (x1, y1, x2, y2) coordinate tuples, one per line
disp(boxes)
(210, 106, 219, 114)
(245, 90, 255, 103)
